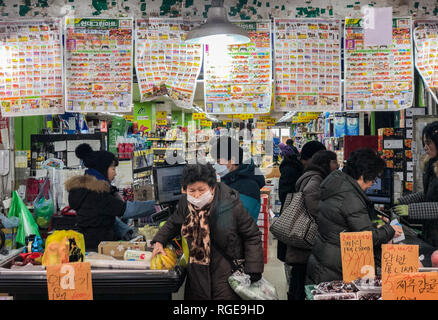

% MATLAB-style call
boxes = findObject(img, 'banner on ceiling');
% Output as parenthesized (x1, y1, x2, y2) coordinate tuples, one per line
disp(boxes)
(64, 17, 134, 113)
(0, 19, 64, 117)
(344, 17, 414, 111)
(273, 18, 343, 113)
(204, 21, 272, 115)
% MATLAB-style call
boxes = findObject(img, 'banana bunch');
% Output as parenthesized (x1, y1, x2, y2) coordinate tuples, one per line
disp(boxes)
(151, 247, 178, 270)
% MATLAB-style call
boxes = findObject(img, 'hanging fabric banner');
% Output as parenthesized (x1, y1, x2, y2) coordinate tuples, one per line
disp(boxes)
(273, 19, 342, 112)
(135, 18, 203, 109)
(65, 18, 133, 113)
(344, 17, 414, 111)
(0, 19, 64, 117)
(414, 21, 438, 104)
(204, 21, 272, 115)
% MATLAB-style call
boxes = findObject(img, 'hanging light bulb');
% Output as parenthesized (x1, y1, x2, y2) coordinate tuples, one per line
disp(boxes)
(185, 0, 250, 45)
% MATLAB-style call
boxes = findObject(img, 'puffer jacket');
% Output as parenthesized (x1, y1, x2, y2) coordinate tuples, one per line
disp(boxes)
(398, 157, 438, 246)
(221, 160, 266, 221)
(285, 165, 326, 265)
(152, 182, 264, 300)
(306, 170, 395, 285)
(65, 174, 126, 251)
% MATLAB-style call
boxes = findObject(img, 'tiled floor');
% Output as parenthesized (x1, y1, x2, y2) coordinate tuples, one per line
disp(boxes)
(172, 232, 289, 300)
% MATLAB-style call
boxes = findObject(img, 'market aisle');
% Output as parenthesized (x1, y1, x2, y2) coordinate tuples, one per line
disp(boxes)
(172, 232, 288, 300)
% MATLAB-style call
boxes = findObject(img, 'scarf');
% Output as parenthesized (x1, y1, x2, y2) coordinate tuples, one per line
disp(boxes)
(85, 168, 110, 183)
(181, 201, 213, 266)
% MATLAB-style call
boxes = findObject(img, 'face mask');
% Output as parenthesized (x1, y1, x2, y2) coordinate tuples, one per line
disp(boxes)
(213, 163, 229, 177)
(187, 189, 214, 209)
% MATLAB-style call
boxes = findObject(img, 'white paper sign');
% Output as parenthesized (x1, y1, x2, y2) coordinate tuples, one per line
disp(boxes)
(364, 7, 393, 46)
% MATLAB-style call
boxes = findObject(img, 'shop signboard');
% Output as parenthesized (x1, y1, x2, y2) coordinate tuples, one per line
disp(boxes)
(0, 19, 64, 116)
(344, 17, 414, 111)
(135, 18, 202, 109)
(204, 21, 272, 115)
(193, 112, 205, 120)
(65, 18, 133, 113)
(274, 19, 342, 113)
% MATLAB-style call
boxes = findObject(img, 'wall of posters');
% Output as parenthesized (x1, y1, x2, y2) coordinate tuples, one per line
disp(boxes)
(0, 19, 64, 117)
(204, 21, 272, 115)
(65, 18, 133, 113)
(274, 19, 342, 112)
(135, 18, 202, 109)
(414, 21, 438, 103)
(344, 17, 414, 111)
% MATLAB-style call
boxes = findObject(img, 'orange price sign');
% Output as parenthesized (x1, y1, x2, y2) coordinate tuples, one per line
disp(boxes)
(46, 262, 93, 300)
(340, 231, 375, 283)
(381, 244, 419, 300)
(382, 272, 438, 300)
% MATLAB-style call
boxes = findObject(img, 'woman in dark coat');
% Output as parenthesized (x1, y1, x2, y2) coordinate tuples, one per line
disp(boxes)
(152, 164, 264, 300)
(394, 121, 438, 247)
(65, 144, 156, 251)
(286, 150, 338, 300)
(306, 148, 402, 285)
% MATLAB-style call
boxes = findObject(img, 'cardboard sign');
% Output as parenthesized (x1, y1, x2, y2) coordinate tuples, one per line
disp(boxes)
(193, 113, 206, 120)
(46, 262, 93, 300)
(382, 272, 438, 300)
(381, 244, 419, 300)
(340, 231, 375, 283)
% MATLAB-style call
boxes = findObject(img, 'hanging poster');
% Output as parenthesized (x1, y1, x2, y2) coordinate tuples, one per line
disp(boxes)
(414, 21, 438, 103)
(65, 18, 133, 113)
(204, 21, 272, 115)
(135, 18, 203, 109)
(0, 19, 64, 117)
(344, 17, 414, 111)
(273, 19, 342, 112)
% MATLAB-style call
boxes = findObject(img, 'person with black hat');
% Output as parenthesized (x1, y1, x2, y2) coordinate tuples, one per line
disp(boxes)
(64, 143, 156, 251)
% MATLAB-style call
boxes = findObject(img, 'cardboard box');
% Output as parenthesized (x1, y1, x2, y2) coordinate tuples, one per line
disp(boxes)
(98, 241, 148, 260)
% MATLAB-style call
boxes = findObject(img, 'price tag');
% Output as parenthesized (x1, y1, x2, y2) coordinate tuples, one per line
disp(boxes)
(382, 272, 438, 300)
(156, 111, 167, 119)
(157, 119, 167, 125)
(381, 244, 419, 300)
(193, 113, 206, 120)
(340, 231, 375, 283)
(46, 262, 93, 300)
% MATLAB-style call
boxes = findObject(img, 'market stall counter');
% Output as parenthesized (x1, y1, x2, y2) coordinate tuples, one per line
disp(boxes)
(0, 250, 186, 300)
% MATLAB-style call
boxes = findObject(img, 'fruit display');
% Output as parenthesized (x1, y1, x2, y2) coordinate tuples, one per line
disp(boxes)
(150, 247, 178, 270)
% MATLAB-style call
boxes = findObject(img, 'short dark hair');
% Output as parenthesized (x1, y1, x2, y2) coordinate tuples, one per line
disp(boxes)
(210, 136, 243, 164)
(181, 164, 217, 190)
(309, 150, 337, 176)
(422, 121, 438, 150)
(286, 139, 294, 147)
(343, 148, 385, 182)
(300, 141, 326, 161)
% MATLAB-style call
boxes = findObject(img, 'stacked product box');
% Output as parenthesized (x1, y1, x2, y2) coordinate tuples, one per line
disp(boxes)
(258, 194, 269, 264)
(403, 107, 426, 194)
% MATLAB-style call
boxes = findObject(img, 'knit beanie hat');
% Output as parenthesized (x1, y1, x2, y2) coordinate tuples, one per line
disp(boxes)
(75, 143, 118, 178)
(300, 141, 326, 161)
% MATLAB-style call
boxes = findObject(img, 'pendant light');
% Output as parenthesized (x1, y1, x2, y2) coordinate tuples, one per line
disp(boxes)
(185, 0, 250, 45)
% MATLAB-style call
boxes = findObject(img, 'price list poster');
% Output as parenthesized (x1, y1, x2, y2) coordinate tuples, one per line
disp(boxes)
(65, 18, 133, 113)
(0, 19, 64, 117)
(273, 19, 342, 112)
(414, 21, 438, 103)
(135, 18, 203, 109)
(344, 17, 414, 111)
(204, 21, 272, 115)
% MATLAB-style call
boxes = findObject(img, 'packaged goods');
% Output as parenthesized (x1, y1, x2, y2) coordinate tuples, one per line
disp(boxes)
(228, 271, 279, 300)
(97, 241, 147, 260)
(123, 249, 152, 264)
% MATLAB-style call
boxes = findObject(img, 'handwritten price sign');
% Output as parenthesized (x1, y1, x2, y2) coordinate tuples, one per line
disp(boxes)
(340, 231, 375, 283)
(46, 262, 93, 300)
(382, 272, 438, 300)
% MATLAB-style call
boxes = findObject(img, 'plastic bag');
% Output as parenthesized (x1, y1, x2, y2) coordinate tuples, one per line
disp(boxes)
(228, 271, 279, 300)
(7, 191, 40, 247)
(33, 179, 55, 228)
(42, 230, 85, 266)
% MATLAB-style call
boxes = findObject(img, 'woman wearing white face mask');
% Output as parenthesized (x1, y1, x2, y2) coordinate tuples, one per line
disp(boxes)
(151, 164, 264, 300)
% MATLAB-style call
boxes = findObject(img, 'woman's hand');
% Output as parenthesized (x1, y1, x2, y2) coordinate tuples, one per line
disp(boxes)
(391, 225, 403, 238)
(152, 242, 166, 258)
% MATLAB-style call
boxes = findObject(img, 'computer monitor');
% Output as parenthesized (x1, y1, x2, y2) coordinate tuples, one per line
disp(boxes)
(153, 164, 185, 205)
(365, 167, 394, 205)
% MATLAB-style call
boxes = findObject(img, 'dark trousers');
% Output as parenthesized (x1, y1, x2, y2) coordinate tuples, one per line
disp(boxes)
(288, 264, 307, 301)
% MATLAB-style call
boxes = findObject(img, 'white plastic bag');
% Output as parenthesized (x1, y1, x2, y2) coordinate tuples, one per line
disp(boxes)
(228, 271, 279, 300)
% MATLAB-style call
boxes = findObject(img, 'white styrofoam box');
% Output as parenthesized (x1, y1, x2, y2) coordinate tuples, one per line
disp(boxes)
(407, 162, 414, 171)
(407, 172, 414, 182)
(383, 139, 403, 149)
(405, 118, 413, 128)
(405, 107, 426, 117)
(406, 129, 413, 139)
